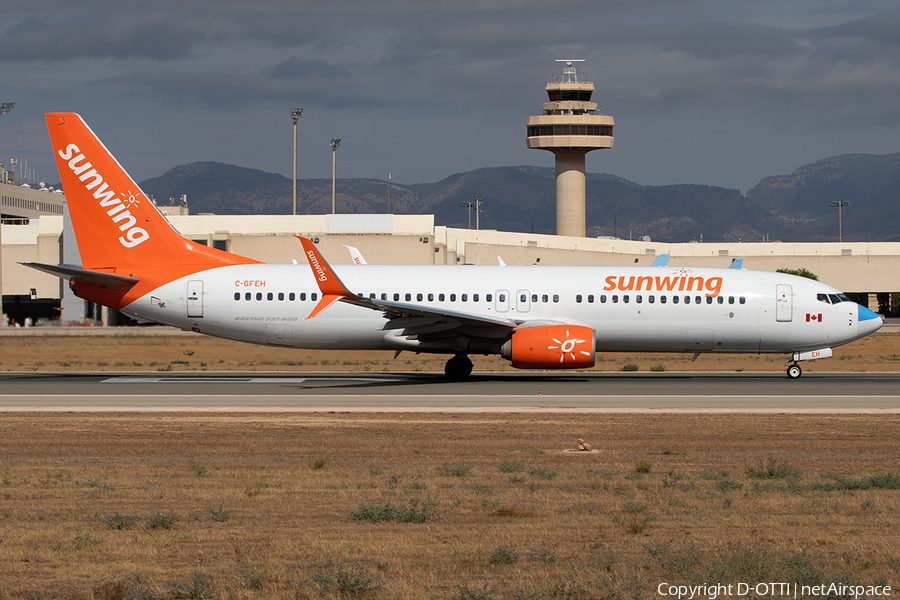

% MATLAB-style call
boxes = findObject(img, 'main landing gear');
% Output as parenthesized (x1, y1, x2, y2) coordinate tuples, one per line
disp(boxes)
(786, 361, 802, 379)
(445, 355, 473, 381)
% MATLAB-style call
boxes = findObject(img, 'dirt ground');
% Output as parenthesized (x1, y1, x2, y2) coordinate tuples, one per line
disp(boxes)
(1, 329, 899, 373)
(1, 413, 899, 599)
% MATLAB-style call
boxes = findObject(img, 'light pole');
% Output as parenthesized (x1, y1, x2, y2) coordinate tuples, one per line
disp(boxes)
(0, 102, 15, 183)
(474, 197, 483, 231)
(830, 201, 850, 243)
(291, 108, 302, 216)
(387, 172, 391, 214)
(0, 102, 13, 325)
(459, 201, 473, 229)
(330, 138, 340, 214)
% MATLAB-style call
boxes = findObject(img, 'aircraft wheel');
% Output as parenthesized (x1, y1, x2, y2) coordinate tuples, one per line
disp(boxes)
(786, 364, 802, 379)
(445, 355, 473, 381)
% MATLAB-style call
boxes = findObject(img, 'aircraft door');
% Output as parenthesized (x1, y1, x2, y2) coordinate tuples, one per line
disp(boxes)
(775, 284, 792, 322)
(496, 289, 509, 313)
(187, 280, 204, 318)
(516, 289, 531, 313)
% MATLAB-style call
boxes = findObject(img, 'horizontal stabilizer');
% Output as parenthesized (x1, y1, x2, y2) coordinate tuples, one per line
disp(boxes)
(19, 262, 139, 288)
(729, 259, 743, 269)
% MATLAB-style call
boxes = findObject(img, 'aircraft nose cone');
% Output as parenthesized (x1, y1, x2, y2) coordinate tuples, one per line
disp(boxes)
(857, 303, 883, 336)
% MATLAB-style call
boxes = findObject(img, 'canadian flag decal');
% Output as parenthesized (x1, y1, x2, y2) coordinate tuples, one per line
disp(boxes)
(806, 313, 823, 323)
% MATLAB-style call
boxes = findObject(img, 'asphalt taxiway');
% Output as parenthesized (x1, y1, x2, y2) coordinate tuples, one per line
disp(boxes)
(0, 371, 898, 412)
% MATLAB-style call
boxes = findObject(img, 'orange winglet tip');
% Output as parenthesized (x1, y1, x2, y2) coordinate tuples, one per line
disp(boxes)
(305, 294, 342, 320)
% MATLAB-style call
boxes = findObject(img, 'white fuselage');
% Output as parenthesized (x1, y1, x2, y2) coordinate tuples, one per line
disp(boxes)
(118, 264, 877, 355)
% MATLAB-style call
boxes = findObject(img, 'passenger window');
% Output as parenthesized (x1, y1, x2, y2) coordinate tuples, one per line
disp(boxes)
(245, 292, 251, 301)
(600, 295, 607, 303)
(706, 296, 713, 304)
(673, 296, 679, 304)
(542, 294, 549, 303)
(739, 296, 746, 305)
(256, 292, 263, 301)
(623, 295, 630, 303)
(393, 293, 400, 301)
(521, 294, 528, 302)
(717, 296, 724, 305)
(267, 292, 274, 301)
(499, 294, 506, 302)
(439, 293, 446, 301)
(636, 295, 643, 304)
(576, 294, 582, 303)
(300, 292, 307, 301)
(416, 293, 423, 301)
(728, 296, 735, 304)
(695, 296, 701, 304)
(450, 294, 456, 302)
(370, 293, 376, 299)
(612, 295, 619, 303)
(311, 293, 318, 301)
(660, 295, 667, 304)
(234, 292, 240, 301)
(428, 293, 434, 301)
(405, 293, 411, 301)
(648, 295, 655, 304)
(462, 294, 468, 302)
(473, 294, 479, 302)
(553, 294, 559, 303)
(381, 293, 387, 301)
(486, 294, 493, 302)
(289, 292, 296, 301)
(532, 294, 538, 303)
(357, 293, 363, 298)
(278, 292, 285, 301)
(588, 295, 594, 303)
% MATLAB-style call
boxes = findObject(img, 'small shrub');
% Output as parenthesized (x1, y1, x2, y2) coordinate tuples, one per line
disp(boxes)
(625, 513, 654, 534)
(650, 364, 666, 372)
(716, 479, 744, 492)
(635, 458, 652, 474)
(237, 568, 266, 590)
(209, 505, 230, 522)
(74, 533, 103, 547)
(242, 474, 267, 497)
(623, 501, 647, 513)
(442, 462, 473, 477)
(169, 572, 210, 599)
(147, 512, 178, 530)
(101, 512, 139, 530)
(489, 545, 520, 565)
(497, 460, 525, 473)
(454, 584, 496, 600)
(190, 466, 208, 478)
(528, 545, 558, 564)
(351, 499, 437, 523)
(528, 468, 556, 480)
(310, 559, 380, 597)
(621, 363, 639, 371)
(309, 456, 329, 470)
(746, 458, 802, 480)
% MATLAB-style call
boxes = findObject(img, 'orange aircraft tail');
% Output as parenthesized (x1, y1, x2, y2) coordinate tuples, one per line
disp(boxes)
(45, 113, 259, 309)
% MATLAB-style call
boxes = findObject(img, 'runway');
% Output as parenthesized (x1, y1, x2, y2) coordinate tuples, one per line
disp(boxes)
(0, 371, 898, 412)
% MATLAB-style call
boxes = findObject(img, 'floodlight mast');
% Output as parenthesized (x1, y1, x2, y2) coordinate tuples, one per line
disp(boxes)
(830, 201, 850, 243)
(330, 138, 341, 214)
(0, 101, 13, 324)
(291, 108, 303, 216)
(0, 102, 15, 182)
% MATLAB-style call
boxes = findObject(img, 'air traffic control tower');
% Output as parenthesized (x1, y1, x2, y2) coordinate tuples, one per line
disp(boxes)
(526, 60, 614, 237)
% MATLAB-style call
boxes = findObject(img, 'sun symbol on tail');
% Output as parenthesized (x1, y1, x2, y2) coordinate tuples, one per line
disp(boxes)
(548, 330, 592, 364)
(121, 190, 141, 208)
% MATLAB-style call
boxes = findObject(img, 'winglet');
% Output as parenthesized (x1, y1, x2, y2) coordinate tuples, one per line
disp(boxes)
(343, 245, 368, 265)
(728, 258, 743, 269)
(651, 254, 670, 267)
(297, 236, 353, 319)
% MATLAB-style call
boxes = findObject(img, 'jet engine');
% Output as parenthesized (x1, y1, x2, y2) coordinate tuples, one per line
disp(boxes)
(500, 324, 596, 369)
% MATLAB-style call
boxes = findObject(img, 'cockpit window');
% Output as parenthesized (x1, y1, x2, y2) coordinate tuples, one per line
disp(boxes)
(818, 293, 831, 304)
(838, 293, 851, 303)
(828, 294, 841, 304)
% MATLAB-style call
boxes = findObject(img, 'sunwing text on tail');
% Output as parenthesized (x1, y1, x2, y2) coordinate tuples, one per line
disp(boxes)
(23, 113, 883, 380)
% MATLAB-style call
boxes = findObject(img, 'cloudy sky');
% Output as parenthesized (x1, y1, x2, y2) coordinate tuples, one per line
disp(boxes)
(2, 0, 899, 193)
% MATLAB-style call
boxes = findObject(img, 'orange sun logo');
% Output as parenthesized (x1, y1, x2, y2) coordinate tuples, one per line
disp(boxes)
(548, 330, 592, 364)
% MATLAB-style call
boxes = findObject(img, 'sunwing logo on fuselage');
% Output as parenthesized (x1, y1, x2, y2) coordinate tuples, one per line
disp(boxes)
(57, 143, 149, 248)
(603, 269, 723, 297)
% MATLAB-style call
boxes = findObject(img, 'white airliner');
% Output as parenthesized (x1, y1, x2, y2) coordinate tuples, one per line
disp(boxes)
(23, 113, 882, 380)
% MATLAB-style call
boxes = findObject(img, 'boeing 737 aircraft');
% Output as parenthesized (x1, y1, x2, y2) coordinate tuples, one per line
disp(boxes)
(23, 113, 883, 380)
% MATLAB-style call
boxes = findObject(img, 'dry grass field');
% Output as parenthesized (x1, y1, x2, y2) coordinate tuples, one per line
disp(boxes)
(1, 413, 899, 599)
(1, 329, 899, 374)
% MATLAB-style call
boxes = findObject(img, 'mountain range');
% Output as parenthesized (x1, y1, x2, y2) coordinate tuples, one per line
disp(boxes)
(139, 153, 900, 243)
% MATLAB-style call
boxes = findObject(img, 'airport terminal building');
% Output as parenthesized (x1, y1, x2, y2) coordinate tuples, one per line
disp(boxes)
(2, 180, 898, 326)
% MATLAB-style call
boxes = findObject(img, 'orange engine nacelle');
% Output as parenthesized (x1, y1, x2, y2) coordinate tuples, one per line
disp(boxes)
(500, 324, 596, 369)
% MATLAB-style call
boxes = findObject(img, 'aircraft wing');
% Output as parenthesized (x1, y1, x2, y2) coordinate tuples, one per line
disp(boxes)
(297, 237, 519, 338)
(19, 262, 139, 288)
